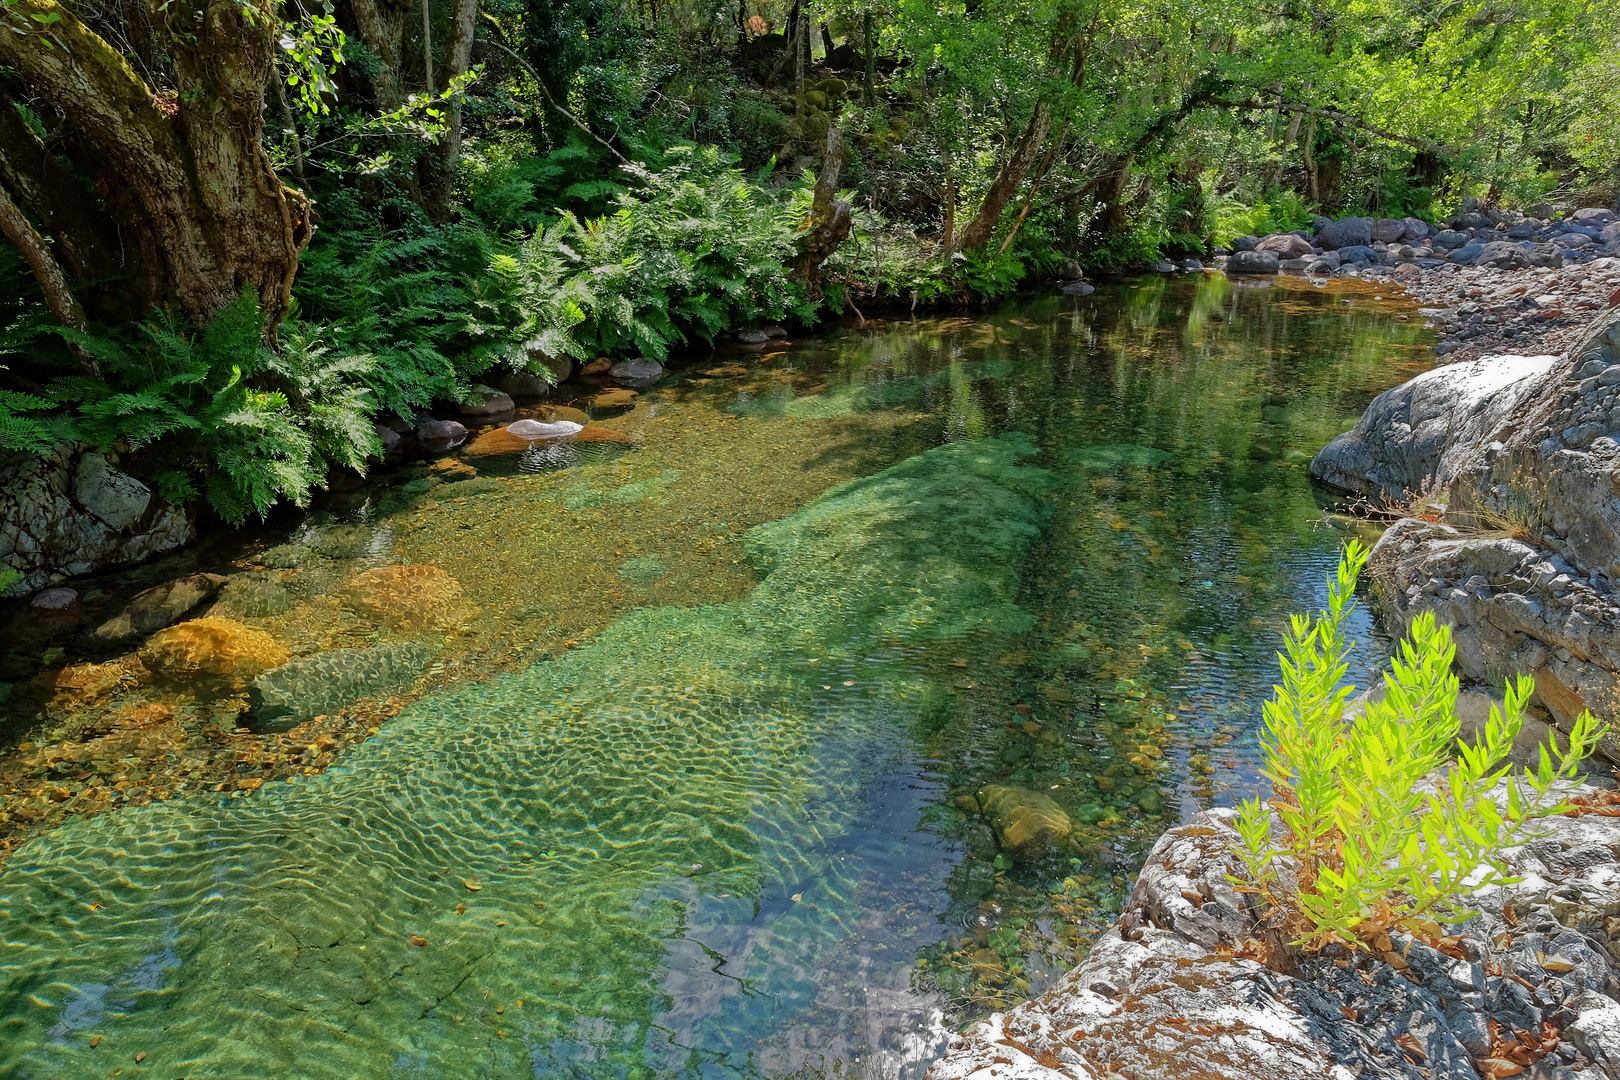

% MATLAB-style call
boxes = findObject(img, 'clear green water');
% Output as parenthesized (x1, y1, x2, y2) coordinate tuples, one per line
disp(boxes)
(0, 274, 1429, 1078)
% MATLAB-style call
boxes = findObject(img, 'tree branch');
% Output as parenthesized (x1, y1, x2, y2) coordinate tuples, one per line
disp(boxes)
(477, 17, 633, 169)
(1216, 97, 1456, 154)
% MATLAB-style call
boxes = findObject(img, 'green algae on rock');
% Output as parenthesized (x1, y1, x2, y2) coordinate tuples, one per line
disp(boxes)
(0, 435, 1051, 1080)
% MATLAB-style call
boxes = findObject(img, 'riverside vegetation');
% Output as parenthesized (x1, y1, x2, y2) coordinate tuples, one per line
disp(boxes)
(0, 0, 1617, 522)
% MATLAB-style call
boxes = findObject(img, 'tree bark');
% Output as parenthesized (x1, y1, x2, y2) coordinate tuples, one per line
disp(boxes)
(0, 180, 85, 332)
(421, 0, 478, 218)
(347, 0, 411, 111)
(0, 0, 312, 333)
(793, 126, 851, 294)
(956, 101, 1051, 251)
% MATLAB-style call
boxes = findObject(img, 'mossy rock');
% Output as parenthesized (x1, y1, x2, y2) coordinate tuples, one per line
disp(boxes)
(803, 90, 829, 111)
(979, 784, 1072, 859)
(814, 78, 848, 99)
(345, 565, 465, 631)
(250, 642, 435, 730)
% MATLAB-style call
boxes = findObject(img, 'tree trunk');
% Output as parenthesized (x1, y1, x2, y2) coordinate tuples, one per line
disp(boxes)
(793, 126, 852, 294)
(0, 0, 312, 334)
(0, 180, 85, 332)
(957, 101, 1052, 251)
(863, 12, 874, 106)
(347, 0, 411, 111)
(421, 0, 478, 218)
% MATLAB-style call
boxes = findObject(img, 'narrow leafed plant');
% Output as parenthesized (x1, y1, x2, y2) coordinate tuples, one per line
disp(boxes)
(1234, 539, 1609, 951)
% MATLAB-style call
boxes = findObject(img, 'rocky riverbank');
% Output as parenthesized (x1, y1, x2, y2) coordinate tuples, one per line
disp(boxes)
(926, 787, 1620, 1080)
(1207, 206, 1620, 366)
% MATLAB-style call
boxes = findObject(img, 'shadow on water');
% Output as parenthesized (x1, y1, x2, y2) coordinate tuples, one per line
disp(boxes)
(0, 274, 1428, 1078)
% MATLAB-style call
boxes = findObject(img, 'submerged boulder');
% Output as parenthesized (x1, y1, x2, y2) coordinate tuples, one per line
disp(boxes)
(138, 617, 290, 688)
(91, 573, 226, 646)
(250, 642, 435, 729)
(978, 784, 1072, 859)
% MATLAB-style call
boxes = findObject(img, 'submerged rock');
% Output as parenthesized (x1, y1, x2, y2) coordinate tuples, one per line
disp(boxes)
(610, 358, 664, 388)
(978, 784, 1072, 859)
(344, 564, 464, 630)
(138, 617, 290, 688)
(90, 573, 225, 646)
(249, 641, 435, 729)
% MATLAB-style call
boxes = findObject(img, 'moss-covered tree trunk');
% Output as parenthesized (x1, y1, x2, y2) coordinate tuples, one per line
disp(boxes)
(0, 0, 311, 333)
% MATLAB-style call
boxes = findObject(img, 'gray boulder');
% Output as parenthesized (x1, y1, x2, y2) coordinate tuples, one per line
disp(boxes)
(1255, 233, 1313, 257)
(414, 418, 469, 447)
(0, 445, 192, 594)
(1476, 240, 1530, 270)
(1310, 354, 1556, 504)
(1573, 207, 1617, 223)
(458, 385, 515, 417)
(1323, 307, 1620, 750)
(1224, 249, 1279, 275)
(1448, 242, 1485, 264)
(74, 453, 151, 532)
(1399, 216, 1430, 242)
(610, 358, 664, 388)
(1370, 217, 1406, 243)
(1317, 216, 1373, 249)
(1451, 211, 1494, 230)
(1230, 234, 1260, 252)
(497, 372, 554, 398)
(1432, 230, 1470, 250)
(1335, 244, 1378, 264)
(736, 330, 771, 344)
(1060, 280, 1095, 296)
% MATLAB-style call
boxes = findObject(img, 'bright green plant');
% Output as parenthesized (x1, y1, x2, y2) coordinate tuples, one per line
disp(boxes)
(471, 146, 819, 363)
(1234, 540, 1608, 950)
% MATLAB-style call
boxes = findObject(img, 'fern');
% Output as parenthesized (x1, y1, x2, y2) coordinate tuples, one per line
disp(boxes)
(0, 292, 381, 525)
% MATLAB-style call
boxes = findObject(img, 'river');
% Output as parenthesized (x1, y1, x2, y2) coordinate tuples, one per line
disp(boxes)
(0, 273, 1430, 1078)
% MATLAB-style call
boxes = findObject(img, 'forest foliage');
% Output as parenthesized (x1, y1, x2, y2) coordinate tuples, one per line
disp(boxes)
(0, 0, 1615, 518)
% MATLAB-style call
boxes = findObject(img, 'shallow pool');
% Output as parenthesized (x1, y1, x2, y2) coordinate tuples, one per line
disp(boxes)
(0, 274, 1430, 1078)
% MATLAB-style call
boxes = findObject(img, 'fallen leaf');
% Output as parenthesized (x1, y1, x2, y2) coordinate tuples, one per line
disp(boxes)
(410, 935, 428, 947)
(1395, 1033, 1427, 1061)
(463, 878, 482, 892)
(90, 1035, 101, 1047)
(135, 1052, 146, 1063)
(1480, 1059, 1524, 1078)
(791, 892, 803, 902)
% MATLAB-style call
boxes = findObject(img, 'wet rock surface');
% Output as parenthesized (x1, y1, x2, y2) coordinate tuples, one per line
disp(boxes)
(927, 795, 1620, 1080)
